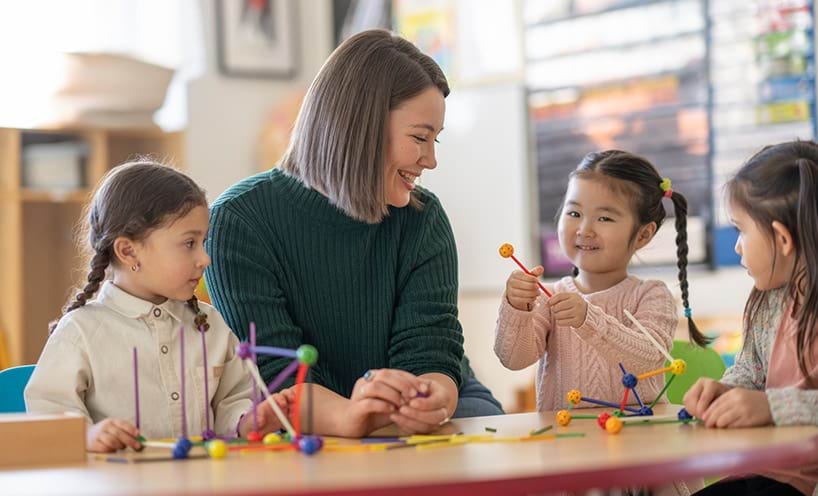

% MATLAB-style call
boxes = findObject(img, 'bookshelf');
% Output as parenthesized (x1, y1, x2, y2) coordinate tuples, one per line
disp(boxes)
(0, 126, 184, 366)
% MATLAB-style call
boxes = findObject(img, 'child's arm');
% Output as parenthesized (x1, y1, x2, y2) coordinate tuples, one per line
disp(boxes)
(494, 268, 553, 370)
(766, 387, 818, 426)
(24, 324, 94, 421)
(494, 294, 552, 370)
(209, 324, 258, 436)
(560, 282, 674, 372)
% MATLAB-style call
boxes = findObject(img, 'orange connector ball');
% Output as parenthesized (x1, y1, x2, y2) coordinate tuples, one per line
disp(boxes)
(605, 416, 623, 434)
(498, 243, 514, 258)
(556, 409, 572, 427)
(566, 389, 581, 405)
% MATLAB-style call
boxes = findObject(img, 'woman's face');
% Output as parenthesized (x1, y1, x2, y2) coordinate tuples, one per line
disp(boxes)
(384, 87, 445, 208)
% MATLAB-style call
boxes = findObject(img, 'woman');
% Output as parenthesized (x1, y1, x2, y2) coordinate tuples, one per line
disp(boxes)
(205, 29, 503, 437)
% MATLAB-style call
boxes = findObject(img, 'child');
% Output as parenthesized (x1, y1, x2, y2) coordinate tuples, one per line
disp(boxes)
(495, 150, 709, 412)
(684, 141, 818, 496)
(25, 161, 286, 453)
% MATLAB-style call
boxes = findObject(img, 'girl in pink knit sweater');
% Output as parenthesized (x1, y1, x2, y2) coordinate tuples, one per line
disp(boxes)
(495, 150, 709, 412)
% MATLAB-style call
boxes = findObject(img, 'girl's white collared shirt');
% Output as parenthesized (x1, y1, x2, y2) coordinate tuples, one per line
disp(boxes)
(25, 281, 256, 439)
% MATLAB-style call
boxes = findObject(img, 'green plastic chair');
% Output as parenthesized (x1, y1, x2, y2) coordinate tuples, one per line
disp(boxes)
(0, 364, 35, 413)
(665, 340, 726, 404)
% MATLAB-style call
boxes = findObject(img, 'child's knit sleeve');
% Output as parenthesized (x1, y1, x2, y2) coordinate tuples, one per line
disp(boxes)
(571, 281, 675, 374)
(494, 294, 552, 370)
(766, 388, 818, 426)
(24, 319, 93, 422)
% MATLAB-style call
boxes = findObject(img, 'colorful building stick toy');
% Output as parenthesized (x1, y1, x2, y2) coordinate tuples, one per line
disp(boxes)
(555, 310, 696, 434)
(131, 323, 322, 459)
(498, 243, 553, 297)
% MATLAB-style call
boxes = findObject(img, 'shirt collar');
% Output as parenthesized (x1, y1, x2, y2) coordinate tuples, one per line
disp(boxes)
(97, 281, 190, 324)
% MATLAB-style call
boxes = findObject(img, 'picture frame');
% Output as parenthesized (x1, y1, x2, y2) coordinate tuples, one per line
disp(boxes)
(215, 0, 299, 79)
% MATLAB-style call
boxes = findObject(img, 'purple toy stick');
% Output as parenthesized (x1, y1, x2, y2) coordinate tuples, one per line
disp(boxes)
(268, 359, 300, 393)
(180, 326, 188, 439)
(133, 347, 140, 430)
(250, 323, 258, 432)
(200, 326, 212, 437)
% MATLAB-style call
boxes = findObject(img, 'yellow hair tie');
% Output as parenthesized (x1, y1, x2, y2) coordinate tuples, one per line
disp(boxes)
(660, 178, 673, 198)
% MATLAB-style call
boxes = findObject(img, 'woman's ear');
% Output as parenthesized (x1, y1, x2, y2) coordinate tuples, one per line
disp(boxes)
(771, 221, 795, 257)
(112, 236, 140, 269)
(634, 222, 658, 249)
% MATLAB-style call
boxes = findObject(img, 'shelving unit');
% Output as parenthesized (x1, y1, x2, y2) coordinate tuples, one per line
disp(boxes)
(0, 126, 184, 366)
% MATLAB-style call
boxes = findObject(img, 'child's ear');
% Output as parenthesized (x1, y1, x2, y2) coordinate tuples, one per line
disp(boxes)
(112, 236, 140, 268)
(771, 221, 795, 257)
(634, 221, 658, 249)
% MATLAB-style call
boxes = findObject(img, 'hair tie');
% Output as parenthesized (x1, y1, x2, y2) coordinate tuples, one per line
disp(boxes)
(684, 307, 692, 319)
(660, 178, 673, 198)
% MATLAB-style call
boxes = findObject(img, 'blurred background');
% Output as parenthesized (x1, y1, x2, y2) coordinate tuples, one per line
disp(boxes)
(0, 0, 813, 412)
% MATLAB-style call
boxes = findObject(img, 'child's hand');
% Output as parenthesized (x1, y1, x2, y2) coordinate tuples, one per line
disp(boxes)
(505, 266, 545, 311)
(683, 377, 731, 417)
(86, 418, 141, 453)
(239, 393, 289, 437)
(699, 388, 773, 428)
(547, 292, 588, 328)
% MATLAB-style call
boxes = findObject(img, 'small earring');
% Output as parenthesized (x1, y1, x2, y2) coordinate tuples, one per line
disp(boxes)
(131, 262, 140, 272)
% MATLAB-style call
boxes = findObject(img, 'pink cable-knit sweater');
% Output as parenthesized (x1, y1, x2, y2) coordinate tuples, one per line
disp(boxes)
(495, 275, 678, 411)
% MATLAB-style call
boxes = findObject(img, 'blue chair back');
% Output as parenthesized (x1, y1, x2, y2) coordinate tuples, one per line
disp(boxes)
(0, 365, 35, 413)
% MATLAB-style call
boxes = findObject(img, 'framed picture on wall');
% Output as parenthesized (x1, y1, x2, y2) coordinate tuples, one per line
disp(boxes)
(215, 0, 299, 78)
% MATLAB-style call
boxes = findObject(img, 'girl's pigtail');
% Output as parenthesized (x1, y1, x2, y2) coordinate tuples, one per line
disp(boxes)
(48, 249, 110, 334)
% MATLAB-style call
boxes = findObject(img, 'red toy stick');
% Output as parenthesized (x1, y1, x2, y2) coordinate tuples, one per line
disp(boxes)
(498, 243, 552, 297)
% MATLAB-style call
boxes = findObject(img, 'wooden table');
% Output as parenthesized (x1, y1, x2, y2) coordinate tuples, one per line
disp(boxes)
(2, 404, 817, 495)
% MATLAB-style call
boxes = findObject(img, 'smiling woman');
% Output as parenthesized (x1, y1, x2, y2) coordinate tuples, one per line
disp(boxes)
(205, 29, 503, 438)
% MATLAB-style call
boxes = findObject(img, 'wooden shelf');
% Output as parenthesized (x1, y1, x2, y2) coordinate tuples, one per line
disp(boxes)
(0, 127, 184, 368)
(18, 190, 91, 203)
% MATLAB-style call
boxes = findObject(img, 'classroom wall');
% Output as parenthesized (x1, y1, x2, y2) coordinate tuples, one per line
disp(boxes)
(186, 0, 333, 199)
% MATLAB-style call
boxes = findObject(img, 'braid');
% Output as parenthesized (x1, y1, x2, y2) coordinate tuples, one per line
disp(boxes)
(671, 191, 710, 346)
(49, 250, 110, 334)
(188, 295, 210, 332)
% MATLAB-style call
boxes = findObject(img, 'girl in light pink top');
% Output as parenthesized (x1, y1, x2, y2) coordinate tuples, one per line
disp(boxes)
(495, 150, 709, 412)
(684, 141, 818, 496)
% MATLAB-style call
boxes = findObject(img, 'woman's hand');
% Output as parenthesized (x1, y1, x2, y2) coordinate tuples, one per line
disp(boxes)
(547, 292, 588, 328)
(388, 374, 456, 434)
(86, 418, 141, 453)
(505, 266, 545, 311)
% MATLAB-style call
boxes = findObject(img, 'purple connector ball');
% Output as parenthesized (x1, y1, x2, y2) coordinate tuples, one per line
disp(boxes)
(202, 429, 216, 441)
(236, 342, 253, 360)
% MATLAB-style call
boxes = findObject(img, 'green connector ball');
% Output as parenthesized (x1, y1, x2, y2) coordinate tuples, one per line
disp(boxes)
(296, 345, 318, 366)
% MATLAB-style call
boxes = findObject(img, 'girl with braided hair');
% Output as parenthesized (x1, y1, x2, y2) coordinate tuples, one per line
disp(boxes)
(26, 161, 286, 453)
(495, 150, 709, 414)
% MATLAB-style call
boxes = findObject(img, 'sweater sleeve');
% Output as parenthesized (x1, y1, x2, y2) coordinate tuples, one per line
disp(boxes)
(766, 387, 818, 426)
(572, 282, 675, 374)
(205, 203, 303, 389)
(388, 199, 464, 388)
(719, 326, 767, 390)
(24, 319, 93, 422)
(494, 295, 551, 370)
(209, 313, 255, 436)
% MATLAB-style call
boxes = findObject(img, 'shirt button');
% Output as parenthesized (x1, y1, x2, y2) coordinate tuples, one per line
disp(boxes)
(161, 345, 169, 354)
(153, 308, 162, 318)
(171, 392, 179, 401)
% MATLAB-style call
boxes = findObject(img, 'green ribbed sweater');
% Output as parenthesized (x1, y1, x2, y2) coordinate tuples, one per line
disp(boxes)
(205, 168, 467, 398)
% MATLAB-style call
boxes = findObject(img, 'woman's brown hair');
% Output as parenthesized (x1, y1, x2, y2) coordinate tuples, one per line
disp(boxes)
(49, 160, 210, 333)
(280, 29, 450, 223)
